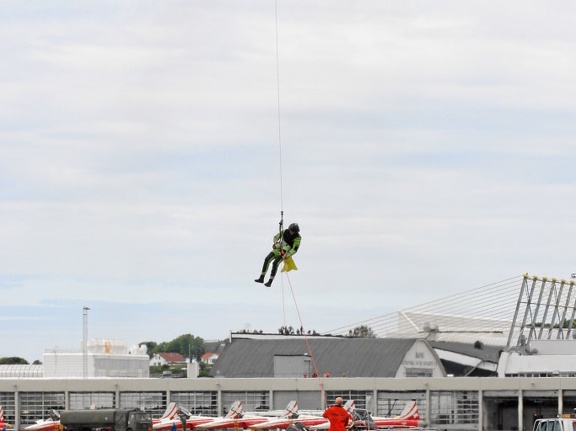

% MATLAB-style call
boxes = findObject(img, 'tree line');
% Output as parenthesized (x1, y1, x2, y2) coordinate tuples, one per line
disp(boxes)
(2, 325, 376, 365)
(1, 333, 210, 365)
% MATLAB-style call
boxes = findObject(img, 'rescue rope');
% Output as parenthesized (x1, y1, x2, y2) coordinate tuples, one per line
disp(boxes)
(285, 273, 328, 408)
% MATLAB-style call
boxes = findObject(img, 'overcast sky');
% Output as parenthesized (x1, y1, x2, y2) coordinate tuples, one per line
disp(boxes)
(2, 1, 576, 363)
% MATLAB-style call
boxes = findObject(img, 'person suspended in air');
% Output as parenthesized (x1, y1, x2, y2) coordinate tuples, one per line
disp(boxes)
(255, 223, 301, 287)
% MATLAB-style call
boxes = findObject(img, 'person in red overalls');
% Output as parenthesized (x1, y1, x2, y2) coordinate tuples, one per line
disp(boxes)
(322, 397, 353, 431)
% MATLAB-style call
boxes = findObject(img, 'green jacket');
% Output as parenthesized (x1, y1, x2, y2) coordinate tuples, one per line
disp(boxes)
(274, 229, 301, 257)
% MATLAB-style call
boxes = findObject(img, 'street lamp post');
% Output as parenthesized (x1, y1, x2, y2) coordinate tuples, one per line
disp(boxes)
(83, 306, 90, 378)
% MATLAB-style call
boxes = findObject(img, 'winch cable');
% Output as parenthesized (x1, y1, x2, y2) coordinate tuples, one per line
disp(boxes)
(274, 0, 288, 327)
(279, 212, 286, 327)
(274, 1, 325, 407)
(275, 0, 284, 216)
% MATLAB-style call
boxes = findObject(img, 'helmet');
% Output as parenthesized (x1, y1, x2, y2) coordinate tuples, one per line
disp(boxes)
(288, 223, 300, 233)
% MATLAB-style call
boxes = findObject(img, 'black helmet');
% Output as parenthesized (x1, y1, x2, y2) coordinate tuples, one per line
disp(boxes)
(288, 223, 300, 233)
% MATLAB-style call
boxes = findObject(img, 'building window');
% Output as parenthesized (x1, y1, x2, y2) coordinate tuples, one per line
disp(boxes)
(221, 392, 269, 414)
(119, 392, 168, 417)
(430, 391, 479, 426)
(20, 392, 65, 426)
(170, 392, 218, 416)
(69, 392, 115, 410)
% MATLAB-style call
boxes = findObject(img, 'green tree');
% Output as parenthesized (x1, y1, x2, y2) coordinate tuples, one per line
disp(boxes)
(198, 362, 211, 377)
(349, 325, 376, 338)
(139, 341, 158, 358)
(152, 334, 205, 362)
(0, 357, 29, 364)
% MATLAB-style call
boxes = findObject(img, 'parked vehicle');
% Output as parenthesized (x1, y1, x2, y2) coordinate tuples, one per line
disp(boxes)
(533, 417, 576, 431)
(60, 409, 152, 431)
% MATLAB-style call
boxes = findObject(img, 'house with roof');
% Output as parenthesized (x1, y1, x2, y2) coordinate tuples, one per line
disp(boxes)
(201, 352, 220, 365)
(209, 333, 446, 378)
(150, 352, 186, 367)
(201, 340, 226, 365)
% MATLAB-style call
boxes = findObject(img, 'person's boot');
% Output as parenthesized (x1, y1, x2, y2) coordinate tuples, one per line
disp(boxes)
(255, 275, 265, 283)
(264, 278, 274, 287)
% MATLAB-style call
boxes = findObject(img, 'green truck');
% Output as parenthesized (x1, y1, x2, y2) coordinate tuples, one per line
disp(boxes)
(60, 409, 152, 431)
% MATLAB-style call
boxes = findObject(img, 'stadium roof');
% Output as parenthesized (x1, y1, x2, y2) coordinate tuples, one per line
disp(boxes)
(328, 275, 525, 346)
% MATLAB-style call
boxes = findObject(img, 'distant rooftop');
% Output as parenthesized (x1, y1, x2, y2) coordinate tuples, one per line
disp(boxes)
(0, 364, 43, 378)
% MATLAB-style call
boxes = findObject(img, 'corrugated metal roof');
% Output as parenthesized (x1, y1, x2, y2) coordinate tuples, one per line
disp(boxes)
(0, 364, 44, 378)
(204, 341, 227, 355)
(209, 338, 419, 378)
